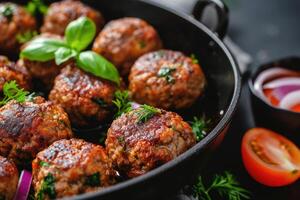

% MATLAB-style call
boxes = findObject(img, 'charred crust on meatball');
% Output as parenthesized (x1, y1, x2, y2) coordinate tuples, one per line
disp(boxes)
(49, 64, 120, 127)
(106, 107, 196, 177)
(32, 139, 116, 199)
(129, 50, 206, 110)
(92, 17, 162, 76)
(0, 3, 36, 54)
(0, 156, 18, 200)
(41, 0, 104, 36)
(0, 96, 73, 166)
(0, 56, 31, 91)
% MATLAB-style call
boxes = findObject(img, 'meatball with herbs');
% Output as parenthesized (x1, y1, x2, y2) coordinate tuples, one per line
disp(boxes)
(41, 0, 104, 36)
(0, 56, 31, 92)
(129, 50, 206, 110)
(0, 156, 18, 200)
(18, 33, 65, 90)
(0, 96, 73, 166)
(92, 17, 162, 76)
(106, 105, 196, 178)
(32, 139, 116, 199)
(49, 64, 120, 128)
(0, 2, 36, 54)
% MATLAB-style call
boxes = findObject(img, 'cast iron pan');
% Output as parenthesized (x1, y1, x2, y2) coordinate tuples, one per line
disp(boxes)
(12, 0, 241, 199)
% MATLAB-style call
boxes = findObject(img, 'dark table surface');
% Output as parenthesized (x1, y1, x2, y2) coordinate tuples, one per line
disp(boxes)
(150, 0, 300, 199)
(213, 1, 300, 199)
(203, 0, 300, 200)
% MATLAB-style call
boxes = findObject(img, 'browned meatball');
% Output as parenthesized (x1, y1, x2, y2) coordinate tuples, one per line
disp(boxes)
(0, 55, 31, 91)
(41, 0, 104, 36)
(92, 17, 162, 76)
(0, 96, 73, 166)
(32, 139, 116, 199)
(49, 64, 120, 128)
(106, 107, 196, 177)
(0, 156, 18, 200)
(18, 33, 65, 89)
(0, 2, 36, 54)
(129, 50, 206, 110)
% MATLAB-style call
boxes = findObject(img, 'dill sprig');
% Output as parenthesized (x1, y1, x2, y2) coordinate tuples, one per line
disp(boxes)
(26, 0, 48, 16)
(113, 90, 132, 118)
(193, 171, 250, 200)
(135, 104, 161, 124)
(189, 116, 210, 141)
(0, 81, 29, 106)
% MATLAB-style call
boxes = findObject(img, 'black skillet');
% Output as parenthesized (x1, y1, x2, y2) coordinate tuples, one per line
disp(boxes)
(12, 0, 241, 199)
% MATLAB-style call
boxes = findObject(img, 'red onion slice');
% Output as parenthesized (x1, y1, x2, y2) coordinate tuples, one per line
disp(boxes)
(263, 77, 300, 89)
(279, 90, 300, 110)
(131, 102, 140, 109)
(14, 170, 32, 200)
(265, 85, 300, 101)
(254, 67, 300, 99)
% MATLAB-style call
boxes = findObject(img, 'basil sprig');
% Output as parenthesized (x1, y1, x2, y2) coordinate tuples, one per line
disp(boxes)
(20, 17, 120, 85)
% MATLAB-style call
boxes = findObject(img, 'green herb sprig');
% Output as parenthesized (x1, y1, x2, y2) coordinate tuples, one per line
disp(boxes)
(39, 161, 50, 167)
(85, 172, 101, 187)
(0, 81, 29, 106)
(20, 17, 120, 85)
(16, 30, 38, 44)
(189, 116, 210, 141)
(191, 54, 199, 64)
(157, 67, 176, 83)
(113, 90, 133, 118)
(0, 4, 14, 21)
(37, 173, 56, 200)
(193, 171, 250, 200)
(25, 0, 48, 16)
(135, 105, 161, 124)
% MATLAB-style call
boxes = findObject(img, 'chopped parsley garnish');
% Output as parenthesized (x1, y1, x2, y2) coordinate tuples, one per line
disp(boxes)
(190, 54, 199, 64)
(157, 67, 176, 83)
(0, 5, 14, 21)
(26, 0, 48, 16)
(113, 90, 132, 118)
(156, 50, 165, 57)
(37, 174, 56, 200)
(135, 105, 161, 124)
(92, 97, 108, 108)
(193, 171, 250, 200)
(99, 132, 106, 145)
(0, 81, 29, 107)
(39, 161, 50, 167)
(85, 172, 101, 187)
(16, 30, 38, 44)
(117, 135, 125, 144)
(189, 116, 210, 141)
(139, 40, 146, 48)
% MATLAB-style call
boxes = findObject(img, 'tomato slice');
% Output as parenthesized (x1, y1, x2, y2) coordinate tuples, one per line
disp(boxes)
(241, 128, 300, 187)
(291, 104, 300, 112)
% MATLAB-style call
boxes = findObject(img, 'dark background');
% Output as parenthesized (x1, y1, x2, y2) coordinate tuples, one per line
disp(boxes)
(204, 0, 300, 199)
(151, 0, 300, 199)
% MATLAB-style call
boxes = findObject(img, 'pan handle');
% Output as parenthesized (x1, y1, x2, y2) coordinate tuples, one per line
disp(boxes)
(192, 0, 229, 39)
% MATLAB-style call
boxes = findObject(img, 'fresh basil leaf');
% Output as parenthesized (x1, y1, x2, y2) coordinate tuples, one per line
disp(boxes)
(21, 38, 67, 62)
(77, 51, 120, 85)
(54, 47, 77, 65)
(65, 17, 96, 51)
